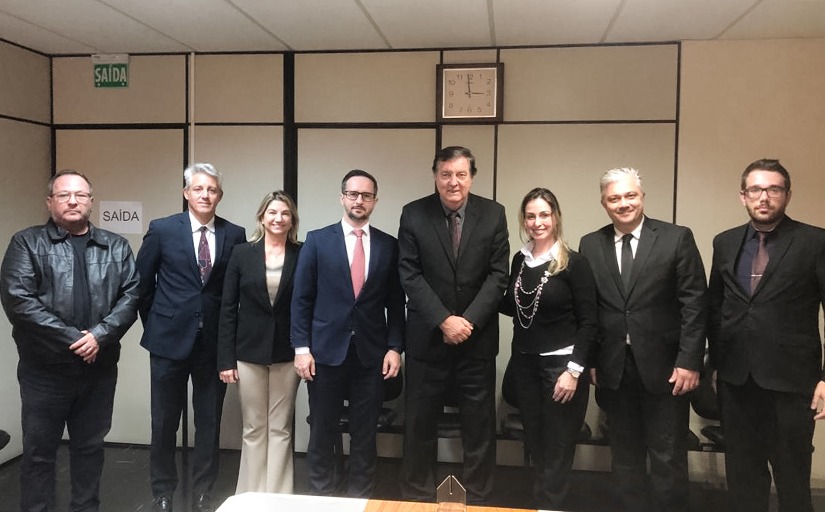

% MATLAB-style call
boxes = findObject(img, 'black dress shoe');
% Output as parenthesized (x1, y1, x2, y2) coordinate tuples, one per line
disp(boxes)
(193, 493, 213, 512)
(0, 430, 10, 450)
(153, 496, 173, 512)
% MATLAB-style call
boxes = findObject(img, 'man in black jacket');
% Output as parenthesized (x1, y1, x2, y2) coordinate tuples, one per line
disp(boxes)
(398, 147, 509, 504)
(709, 159, 825, 512)
(579, 167, 707, 512)
(1, 169, 139, 512)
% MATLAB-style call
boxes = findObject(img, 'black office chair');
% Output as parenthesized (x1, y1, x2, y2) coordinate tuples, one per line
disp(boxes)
(500, 359, 530, 468)
(689, 357, 724, 450)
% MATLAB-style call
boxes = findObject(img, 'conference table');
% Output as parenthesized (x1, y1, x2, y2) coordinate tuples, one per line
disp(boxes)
(216, 492, 553, 512)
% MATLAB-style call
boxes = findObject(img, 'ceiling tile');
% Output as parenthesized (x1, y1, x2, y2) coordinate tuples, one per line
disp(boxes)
(231, 0, 387, 50)
(102, 0, 287, 52)
(606, 0, 756, 42)
(722, 0, 825, 40)
(0, 0, 191, 53)
(494, 0, 622, 46)
(362, 0, 492, 49)
(0, 11, 96, 54)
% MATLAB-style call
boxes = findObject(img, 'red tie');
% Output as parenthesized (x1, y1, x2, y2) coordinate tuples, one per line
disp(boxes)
(351, 229, 365, 298)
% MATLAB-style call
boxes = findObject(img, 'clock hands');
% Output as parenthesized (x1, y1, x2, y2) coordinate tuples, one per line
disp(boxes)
(465, 74, 488, 97)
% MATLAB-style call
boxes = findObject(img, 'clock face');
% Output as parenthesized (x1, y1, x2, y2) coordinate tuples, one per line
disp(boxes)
(438, 64, 502, 122)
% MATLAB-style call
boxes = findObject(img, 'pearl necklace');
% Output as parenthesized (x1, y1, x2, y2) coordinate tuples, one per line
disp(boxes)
(514, 260, 553, 329)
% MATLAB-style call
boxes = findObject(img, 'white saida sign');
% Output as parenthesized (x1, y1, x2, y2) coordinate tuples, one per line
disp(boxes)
(99, 201, 142, 234)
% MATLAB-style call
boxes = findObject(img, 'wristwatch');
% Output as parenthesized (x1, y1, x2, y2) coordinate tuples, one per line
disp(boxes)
(566, 368, 581, 379)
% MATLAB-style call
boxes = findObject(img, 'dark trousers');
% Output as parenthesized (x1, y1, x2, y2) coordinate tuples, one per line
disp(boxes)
(306, 345, 383, 498)
(149, 336, 226, 498)
(597, 351, 690, 512)
(18, 360, 117, 512)
(718, 377, 815, 512)
(511, 351, 589, 510)
(401, 354, 496, 504)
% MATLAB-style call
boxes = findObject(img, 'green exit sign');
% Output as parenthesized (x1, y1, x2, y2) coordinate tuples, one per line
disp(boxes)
(92, 54, 129, 88)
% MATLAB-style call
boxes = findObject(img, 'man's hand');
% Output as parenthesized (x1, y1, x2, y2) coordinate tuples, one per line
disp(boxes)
(294, 353, 316, 381)
(440, 315, 473, 345)
(69, 331, 98, 363)
(382, 350, 402, 380)
(219, 369, 239, 384)
(810, 381, 825, 420)
(669, 367, 699, 396)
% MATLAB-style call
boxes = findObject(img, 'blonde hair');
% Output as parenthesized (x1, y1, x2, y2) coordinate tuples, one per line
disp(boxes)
(249, 191, 299, 244)
(518, 187, 569, 274)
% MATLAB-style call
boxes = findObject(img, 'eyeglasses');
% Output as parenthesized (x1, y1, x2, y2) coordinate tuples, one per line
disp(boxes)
(741, 186, 787, 199)
(51, 192, 92, 204)
(342, 191, 376, 202)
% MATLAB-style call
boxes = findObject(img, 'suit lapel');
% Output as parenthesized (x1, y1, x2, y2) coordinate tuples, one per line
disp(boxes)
(598, 226, 625, 297)
(628, 219, 658, 295)
(213, 217, 226, 265)
(248, 242, 272, 307)
(273, 242, 299, 307)
(180, 214, 201, 280)
(427, 195, 456, 268)
(457, 196, 478, 265)
(724, 225, 751, 299)
(332, 224, 354, 293)
(366, 230, 380, 290)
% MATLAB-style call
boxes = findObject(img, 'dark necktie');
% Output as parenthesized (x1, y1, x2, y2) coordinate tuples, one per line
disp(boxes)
(621, 233, 634, 290)
(448, 211, 461, 258)
(751, 231, 768, 294)
(351, 229, 365, 297)
(198, 226, 212, 284)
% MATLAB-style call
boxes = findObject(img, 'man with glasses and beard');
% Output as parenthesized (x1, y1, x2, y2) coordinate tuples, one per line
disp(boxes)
(708, 159, 825, 512)
(291, 169, 405, 498)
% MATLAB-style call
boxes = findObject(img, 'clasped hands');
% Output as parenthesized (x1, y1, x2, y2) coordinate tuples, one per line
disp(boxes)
(70, 330, 98, 363)
(441, 315, 473, 345)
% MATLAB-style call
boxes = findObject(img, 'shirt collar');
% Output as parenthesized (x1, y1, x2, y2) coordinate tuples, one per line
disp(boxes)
(520, 240, 560, 268)
(613, 216, 644, 243)
(440, 199, 467, 219)
(189, 211, 215, 233)
(341, 219, 370, 237)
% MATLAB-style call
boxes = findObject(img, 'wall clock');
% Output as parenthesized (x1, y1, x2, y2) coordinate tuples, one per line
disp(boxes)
(436, 63, 503, 123)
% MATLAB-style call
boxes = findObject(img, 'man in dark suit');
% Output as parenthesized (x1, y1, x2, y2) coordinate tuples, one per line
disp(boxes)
(398, 146, 509, 504)
(708, 159, 825, 512)
(136, 163, 246, 512)
(579, 167, 707, 512)
(291, 169, 405, 498)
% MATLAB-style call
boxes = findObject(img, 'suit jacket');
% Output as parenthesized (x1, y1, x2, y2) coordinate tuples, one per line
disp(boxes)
(290, 222, 405, 368)
(398, 193, 510, 361)
(217, 240, 301, 370)
(136, 211, 246, 361)
(708, 216, 825, 394)
(579, 216, 707, 393)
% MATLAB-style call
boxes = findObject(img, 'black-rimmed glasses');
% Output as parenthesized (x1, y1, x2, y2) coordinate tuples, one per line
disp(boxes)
(741, 186, 786, 199)
(343, 191, 376, 202)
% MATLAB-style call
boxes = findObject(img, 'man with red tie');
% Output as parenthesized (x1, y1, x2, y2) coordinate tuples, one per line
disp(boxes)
(291, 169, 405, 498)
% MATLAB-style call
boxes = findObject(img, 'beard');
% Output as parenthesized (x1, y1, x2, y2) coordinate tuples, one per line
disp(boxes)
(747, 202, 786, 228)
